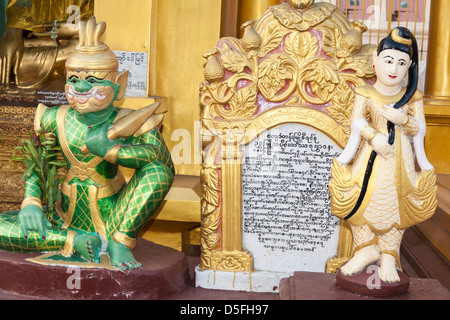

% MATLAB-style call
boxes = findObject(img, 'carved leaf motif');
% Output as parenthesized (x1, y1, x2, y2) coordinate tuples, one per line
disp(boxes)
(301, 58, 340, 103)
(321, 25, 340, 60)
(302, 4, 334, 26)
(270, 3, 334, 31)
(201, 167, 220, 208)
(342, 44, 377, 78)
(217, 84, 258, 119)
(200, 165, 222, 269)
(219, 43, 252, 74)
(284, 31, 319, 62)
(328, 79, 354, 137)
(258, 26, 286, 58)
(258, 54, 295, 101)
(271, 4, 304, 28)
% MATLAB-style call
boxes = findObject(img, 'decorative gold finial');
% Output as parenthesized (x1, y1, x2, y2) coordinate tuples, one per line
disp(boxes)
(78, 15, 107, 48)
(204, 48, 225, 83)
(241, 20, 262, 52)
(287, 0, 315, 9)
(66, 16, 119, 72)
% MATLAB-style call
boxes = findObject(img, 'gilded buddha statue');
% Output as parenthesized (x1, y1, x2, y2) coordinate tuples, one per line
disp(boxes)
(0, 0, 93, 90)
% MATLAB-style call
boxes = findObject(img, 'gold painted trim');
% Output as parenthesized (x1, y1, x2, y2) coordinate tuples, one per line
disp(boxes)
(60, 230, 77, 257)
(98, 172, 125, 199)
(246, 106, 348, 148)
(89, 185, 108, 242)
(21, 196, 43, 210)
(356, 85, 407, 107)
(391, 28, 412, 45)
(104, 144, 121, 165)
(61, 172, 124, 200)
(57, 105, 111, 186)
(368, 131, 378, 142)
(401, 116, 410, 127)
(113, 230, 137, 249)
(352, 236, 379, 257)
(26, 252, 117, 270)
(61, 183, 77, 229)
(34, 103, 48, 133)
(65, 159, 106, 184)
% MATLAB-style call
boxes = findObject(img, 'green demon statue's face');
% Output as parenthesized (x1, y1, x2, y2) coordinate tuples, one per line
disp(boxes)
(65, 70, 128, 114)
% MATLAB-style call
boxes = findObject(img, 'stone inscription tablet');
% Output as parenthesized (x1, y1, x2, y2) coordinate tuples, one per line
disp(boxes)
(242, 123, 342, 273)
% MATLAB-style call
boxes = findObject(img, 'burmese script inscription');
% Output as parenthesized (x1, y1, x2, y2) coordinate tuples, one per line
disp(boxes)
(242, 124, 342, 273)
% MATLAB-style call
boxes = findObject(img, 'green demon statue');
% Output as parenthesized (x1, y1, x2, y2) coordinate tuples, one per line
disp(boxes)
(0, 16, 174, 270)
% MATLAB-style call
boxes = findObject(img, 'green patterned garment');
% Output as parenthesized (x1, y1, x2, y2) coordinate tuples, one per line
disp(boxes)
(0, 105, 174, 253)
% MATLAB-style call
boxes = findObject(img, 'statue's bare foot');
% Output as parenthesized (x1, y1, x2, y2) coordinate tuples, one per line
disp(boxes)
(107, 239, 142, 270)
(74, 233, 102, 263)
(379, 253, 400, 283)
(340, 244, 380, 276)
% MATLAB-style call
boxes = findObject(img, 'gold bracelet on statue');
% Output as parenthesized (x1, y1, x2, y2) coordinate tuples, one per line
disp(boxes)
(21, 196, 43, 210)
(401, 116, 410, 127)
(104, 144, 121, 165)
(368, 131, 378, 142)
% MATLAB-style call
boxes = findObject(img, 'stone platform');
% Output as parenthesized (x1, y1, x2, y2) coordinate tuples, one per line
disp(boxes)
(279, 271, 450, 300)
(0, 239, 189, 300)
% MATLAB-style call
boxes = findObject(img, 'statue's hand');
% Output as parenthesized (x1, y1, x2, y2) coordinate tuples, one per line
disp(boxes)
(381, 105, 409, 126)
(85, 122, 117, 158)
(370, 132, 394, 160)
(0, 27, 24, 85)
(32, 22, 79, 39)
(18, 204, 52, 239)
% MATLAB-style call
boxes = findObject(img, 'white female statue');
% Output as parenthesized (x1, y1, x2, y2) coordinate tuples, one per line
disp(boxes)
(329, 27, 437, 283)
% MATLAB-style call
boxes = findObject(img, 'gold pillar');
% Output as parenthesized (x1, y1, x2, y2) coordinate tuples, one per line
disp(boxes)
(221, 151, 244, 252)
(424, 0, 450, 101)
(237, 0, 280, 35)
(221, 0, 239, 37)
(422, 0, 450, 175)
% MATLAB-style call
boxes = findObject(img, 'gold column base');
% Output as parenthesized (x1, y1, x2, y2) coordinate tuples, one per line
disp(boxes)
(210, 250, 254, 272)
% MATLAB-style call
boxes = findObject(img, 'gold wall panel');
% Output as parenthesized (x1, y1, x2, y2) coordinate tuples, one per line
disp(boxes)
(153, 0, 222, 176)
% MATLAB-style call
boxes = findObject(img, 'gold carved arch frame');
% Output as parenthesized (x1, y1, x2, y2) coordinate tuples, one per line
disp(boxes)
(200, 105, 353, 273)
(199, 1, 377, 274)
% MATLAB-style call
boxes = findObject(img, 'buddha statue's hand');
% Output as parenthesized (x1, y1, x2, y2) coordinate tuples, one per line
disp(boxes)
(0, 27, 24, 85)
(18, 204, 52, 239)
(85, 122, 117, 158)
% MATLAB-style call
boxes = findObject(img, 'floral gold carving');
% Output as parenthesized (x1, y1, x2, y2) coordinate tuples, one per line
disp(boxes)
(200, 1, 376, 272)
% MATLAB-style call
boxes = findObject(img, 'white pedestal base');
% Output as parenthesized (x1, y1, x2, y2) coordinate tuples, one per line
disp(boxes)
(194, 265, 292, 293)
